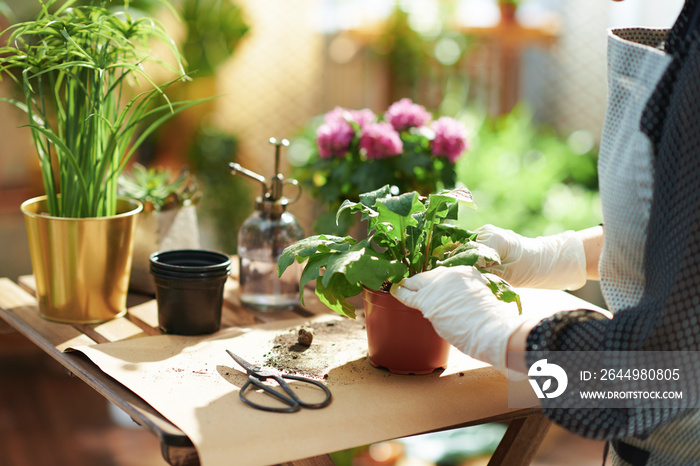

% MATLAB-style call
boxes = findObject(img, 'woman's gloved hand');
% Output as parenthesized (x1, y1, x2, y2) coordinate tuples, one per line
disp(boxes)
(391, 266, 530, 372)
(476, 224, 586, 290)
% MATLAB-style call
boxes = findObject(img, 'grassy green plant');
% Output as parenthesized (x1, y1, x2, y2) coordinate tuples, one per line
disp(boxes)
(278, 185, 521, 319)
(0, 0, 206, 218)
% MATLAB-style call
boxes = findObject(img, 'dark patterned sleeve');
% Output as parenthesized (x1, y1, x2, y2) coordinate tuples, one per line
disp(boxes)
(525, 1, 700, 440)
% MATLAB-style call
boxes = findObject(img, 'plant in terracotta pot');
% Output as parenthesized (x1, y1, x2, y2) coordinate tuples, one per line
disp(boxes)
(0, 0, 205, 322)
(278, 185, 521, 374)
(118, 163, 202, 294)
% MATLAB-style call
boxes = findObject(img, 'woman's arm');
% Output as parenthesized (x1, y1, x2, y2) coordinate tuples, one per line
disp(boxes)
(578, 225, 604, 281)
(506, 225, 604, 373)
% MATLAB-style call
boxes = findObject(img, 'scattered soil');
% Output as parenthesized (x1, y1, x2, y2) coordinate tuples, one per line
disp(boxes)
(262, 317, 368, 380)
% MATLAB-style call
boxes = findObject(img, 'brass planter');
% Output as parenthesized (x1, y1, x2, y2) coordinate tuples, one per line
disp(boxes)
(21, 196, 142, 324)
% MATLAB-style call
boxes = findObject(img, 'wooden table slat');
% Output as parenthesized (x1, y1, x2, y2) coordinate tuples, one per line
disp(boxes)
(0, 278, 96, 351)
(221, 292, 264, 327)
(77, 315, 149, 344)
(125, 300, 162, 336)
(17, 274, 36, 295)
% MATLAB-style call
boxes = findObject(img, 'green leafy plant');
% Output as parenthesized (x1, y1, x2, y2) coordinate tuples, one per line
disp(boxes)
(118, 163, 200, 213)
(0, 0, 207, 218)
(278, 185, 521, 319)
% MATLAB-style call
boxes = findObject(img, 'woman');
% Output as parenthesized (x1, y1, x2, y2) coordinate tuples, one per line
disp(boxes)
(391, 0, 700, 464)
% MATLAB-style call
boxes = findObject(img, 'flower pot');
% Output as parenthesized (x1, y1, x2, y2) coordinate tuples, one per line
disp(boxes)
(21, 196, 142, 324)
(150, 249, 231, 335)
(129, 205, 201, 294)
(361, 288, 450, 375)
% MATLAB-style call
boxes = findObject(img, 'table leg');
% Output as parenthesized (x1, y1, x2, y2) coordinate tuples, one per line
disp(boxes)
(164, 444, 200, 466)
(162, 447, 333, 466)
(488, 412, 552, 466)
(277, 454, 335, 466)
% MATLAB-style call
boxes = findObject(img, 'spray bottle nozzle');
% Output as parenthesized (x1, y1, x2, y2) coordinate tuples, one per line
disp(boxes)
(228, 138, 301, 213)
(228, 162, 266, 185)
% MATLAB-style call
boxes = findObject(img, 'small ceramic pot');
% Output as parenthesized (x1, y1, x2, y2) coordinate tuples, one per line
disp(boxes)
(150, 250, 231, 335)
(361, 288, 450, 375)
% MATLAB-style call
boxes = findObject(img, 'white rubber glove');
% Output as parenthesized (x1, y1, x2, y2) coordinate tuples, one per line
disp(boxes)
(391, 266, 529, 373)
(476, 224, 586, 291)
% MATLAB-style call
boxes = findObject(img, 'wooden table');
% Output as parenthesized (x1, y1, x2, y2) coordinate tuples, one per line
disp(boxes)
(0, 274, 552, 466)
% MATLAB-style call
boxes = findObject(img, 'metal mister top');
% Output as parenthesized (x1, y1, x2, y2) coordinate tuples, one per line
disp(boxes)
(228, 137, 302, 214)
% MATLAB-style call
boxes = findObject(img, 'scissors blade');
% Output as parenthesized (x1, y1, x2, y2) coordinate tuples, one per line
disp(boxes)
(226, 350, 260, 376)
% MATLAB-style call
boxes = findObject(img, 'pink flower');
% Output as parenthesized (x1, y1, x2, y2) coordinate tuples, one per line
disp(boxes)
(430, 116, 470, 163)
(359, 122, 403, 159)
(349, 108, 377, 128)
(323, 107, 351, 125)
(316, 107, 355, 158)
(385, 98, 432, 131)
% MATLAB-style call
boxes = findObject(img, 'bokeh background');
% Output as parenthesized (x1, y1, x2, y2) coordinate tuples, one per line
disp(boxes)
(0, 0, 684, 277)
(0, 1, 685, 465)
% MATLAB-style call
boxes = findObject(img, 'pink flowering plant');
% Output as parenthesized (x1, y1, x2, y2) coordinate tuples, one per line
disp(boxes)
(294, 98, 471, 233)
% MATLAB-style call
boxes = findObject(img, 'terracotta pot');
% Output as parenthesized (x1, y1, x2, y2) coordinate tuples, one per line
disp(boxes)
(361, 288, 450, 375)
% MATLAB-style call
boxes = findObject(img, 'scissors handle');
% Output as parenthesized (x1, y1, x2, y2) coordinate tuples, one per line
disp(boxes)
(281, 374, 332, 409)
(240, 377, 299, 413)
(239, 374, 332, 413)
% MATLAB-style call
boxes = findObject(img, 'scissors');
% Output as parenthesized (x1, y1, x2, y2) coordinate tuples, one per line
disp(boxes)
(226, 350, 332, 413)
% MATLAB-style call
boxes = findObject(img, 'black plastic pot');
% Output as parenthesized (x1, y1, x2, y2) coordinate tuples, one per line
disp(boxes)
(150, 249, 231, 275)
(150, 250, 231, 335)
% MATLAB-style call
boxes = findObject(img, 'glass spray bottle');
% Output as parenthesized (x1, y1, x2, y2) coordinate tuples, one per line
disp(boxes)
(228, 138, 304, 311)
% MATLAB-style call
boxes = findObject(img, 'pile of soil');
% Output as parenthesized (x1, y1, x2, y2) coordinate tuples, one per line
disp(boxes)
(262, 316, 368, 380)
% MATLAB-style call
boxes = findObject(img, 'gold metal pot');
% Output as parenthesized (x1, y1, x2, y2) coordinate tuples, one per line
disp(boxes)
(21, 196, 142, 324)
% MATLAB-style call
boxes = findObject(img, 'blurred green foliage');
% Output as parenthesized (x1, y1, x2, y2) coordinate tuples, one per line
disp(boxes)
(366, 2, 600, 237)
(372, 3, 473, 107)
(455, 106, 601, 237)
(180, 0, 249, 78)
(187, 126, 251, 254)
